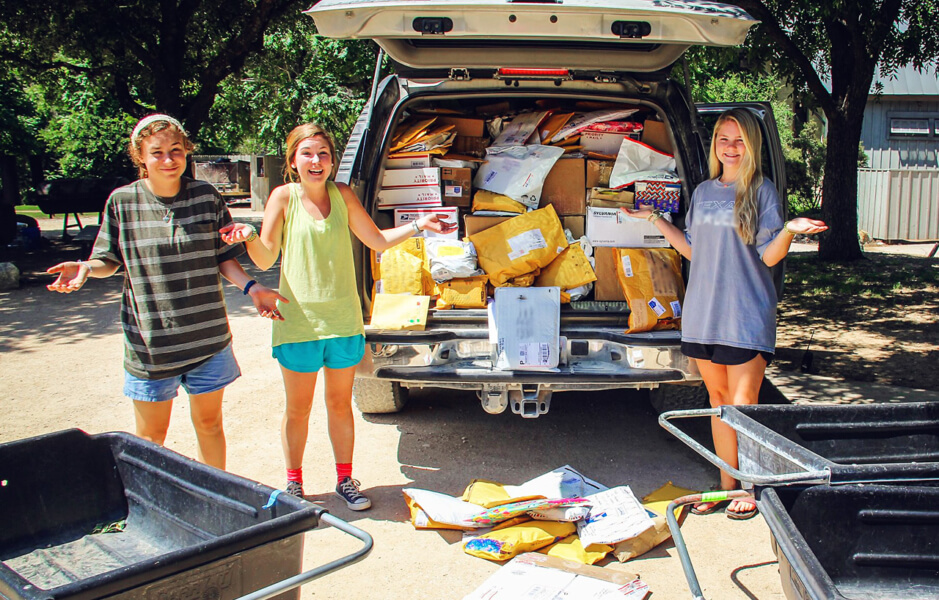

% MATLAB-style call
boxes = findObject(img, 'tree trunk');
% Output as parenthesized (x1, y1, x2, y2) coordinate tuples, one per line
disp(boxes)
(818, 113, 864, 261)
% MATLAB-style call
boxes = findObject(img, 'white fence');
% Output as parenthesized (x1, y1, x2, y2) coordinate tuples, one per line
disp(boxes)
(857, 169, 939, 241)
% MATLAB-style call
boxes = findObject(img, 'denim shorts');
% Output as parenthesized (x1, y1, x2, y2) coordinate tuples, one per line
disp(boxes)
(681, 342, 774, 366)
(272, 335, 366, 373)
(124, 344, 242, 402)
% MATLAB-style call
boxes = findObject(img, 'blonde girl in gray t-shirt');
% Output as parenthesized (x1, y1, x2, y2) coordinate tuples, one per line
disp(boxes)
(625, 108, 827, 520)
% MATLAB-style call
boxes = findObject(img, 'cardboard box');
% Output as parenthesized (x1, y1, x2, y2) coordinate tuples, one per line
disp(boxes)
(464, 214, 514, 237)
(440, 167, 472, 207)
(394, 207, 459, 239)
(593, 247, 627, 301)
(580, 130, 639, 156)
(464, 553, 645, 600)
(585, 160, 615, 188)
(587, 187, 635, 209)
(560, 215, 585, 240)
(451, 135, 489, 158)
(385, 153, 432, 169)
(641, 119, 674, 155)
(586, 206, 670, 247)
(377, 186, 442, 209)
(381, 167, 439, 188)
(428, 115, 486, 137)
(539, 158, 586, 216)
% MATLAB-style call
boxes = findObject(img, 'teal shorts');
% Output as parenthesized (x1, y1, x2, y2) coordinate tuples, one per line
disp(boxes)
(272, 335, 366, 373)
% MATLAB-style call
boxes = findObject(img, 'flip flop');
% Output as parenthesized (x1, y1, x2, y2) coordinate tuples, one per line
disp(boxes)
(690, 500, 729, 515)
(725, 498, 758, 521)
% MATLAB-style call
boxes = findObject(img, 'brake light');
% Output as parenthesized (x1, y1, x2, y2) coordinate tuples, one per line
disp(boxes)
(498, 68, 571, 77)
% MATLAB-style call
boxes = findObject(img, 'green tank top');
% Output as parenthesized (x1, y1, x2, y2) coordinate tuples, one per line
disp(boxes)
(272, 182, 365, 346)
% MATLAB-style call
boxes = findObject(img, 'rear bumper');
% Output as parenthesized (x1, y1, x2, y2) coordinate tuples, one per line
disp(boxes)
(356, 328, 701, 392)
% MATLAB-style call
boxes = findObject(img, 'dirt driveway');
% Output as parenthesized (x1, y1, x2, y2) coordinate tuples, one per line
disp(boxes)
(0, 224, 793, 599)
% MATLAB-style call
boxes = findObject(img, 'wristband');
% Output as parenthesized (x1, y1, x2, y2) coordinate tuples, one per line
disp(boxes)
(411, 220, 422, 236)
(647, 209, 664, 224)
(243, 280, 258, 295)
(243, 225, 258, 243)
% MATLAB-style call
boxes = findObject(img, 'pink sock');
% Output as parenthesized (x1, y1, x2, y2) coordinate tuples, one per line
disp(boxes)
(287, 467, 303, 484)
(336, 463, 352, 484)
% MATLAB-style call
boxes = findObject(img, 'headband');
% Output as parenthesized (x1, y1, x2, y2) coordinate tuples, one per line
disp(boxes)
(131, 114, 186, 144)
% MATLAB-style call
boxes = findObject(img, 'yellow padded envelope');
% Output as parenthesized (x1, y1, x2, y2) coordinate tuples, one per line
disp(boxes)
(468, 204, 568, 287)
(534, 242, 597, 291)
(369, 294, 430, 331)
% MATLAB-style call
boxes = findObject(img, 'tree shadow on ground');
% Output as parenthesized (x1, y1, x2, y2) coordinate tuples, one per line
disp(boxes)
(0, 229, 277, 352)
(777, 253, 939, 391)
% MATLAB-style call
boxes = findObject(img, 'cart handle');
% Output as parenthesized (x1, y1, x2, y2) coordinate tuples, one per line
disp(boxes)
(666, 491, 752, 600)
(235, 512, 373, 600)
(658, 409, 831, 486)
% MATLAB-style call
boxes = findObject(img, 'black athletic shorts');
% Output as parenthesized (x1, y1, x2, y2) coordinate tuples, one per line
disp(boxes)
(681, 342, 774, 366)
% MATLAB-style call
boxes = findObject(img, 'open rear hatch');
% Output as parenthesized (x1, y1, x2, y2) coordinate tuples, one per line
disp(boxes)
(306, 0, 757, 74)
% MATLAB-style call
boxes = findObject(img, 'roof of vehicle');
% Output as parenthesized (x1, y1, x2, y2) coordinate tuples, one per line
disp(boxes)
(306, 0, 758, 73)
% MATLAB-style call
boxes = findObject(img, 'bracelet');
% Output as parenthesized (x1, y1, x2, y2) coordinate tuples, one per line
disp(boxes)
(244, 225, 258, 243)
(243, 280, 258, 295)
(647, 209, 664, 224)
(784, 221, 798, 235)
(78, 260, 94, 273)
(410, 220, 422, 236)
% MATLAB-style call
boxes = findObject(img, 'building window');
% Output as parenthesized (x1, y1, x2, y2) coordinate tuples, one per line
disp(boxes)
(887, 113, 938, 139)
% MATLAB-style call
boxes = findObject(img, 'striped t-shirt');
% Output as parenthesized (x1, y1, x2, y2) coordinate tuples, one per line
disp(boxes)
(91, 177, 244, 379)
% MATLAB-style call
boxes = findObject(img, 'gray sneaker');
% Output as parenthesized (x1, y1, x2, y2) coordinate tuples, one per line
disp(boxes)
(285, 481, 304, 498)
(336, 477, 371, 511)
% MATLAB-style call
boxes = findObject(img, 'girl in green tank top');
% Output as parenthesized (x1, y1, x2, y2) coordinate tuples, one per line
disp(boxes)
(222, 123, 455, 509)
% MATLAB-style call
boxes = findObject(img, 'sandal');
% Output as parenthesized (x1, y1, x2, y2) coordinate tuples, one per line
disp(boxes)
(725, 498, 758, 521)
(690, 500, 729, 515)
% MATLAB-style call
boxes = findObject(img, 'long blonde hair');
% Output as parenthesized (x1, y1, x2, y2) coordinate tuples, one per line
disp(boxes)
(708, 108, 763, 245)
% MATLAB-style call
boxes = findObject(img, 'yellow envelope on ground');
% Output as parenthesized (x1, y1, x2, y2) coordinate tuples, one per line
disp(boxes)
(612, 481, 695, 563)
(369, 294, 430, 330)
(462, 479, 544, 508)
(542, 534, 612, 565)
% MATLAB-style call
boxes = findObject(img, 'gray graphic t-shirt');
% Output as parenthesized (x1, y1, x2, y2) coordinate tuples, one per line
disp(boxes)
(681, 178, 784, 352)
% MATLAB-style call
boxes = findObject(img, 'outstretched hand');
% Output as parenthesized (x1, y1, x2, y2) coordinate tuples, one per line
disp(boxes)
(220, 222, 257, 245)
(248, 284, 289, 321)
(418, 214, 459, 235)
(621, 206, 655, 220)
(786, 217, 828, 235)
(46, 262, 90, 293)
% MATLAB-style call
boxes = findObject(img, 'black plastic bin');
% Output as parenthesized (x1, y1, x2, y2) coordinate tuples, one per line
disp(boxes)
(0, 430, 371, 600)
(757, 483, 939, 600)
(659, 402, 939, 486)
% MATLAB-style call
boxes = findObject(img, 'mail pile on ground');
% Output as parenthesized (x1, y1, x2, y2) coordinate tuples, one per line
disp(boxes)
(403, 465, 674, 566)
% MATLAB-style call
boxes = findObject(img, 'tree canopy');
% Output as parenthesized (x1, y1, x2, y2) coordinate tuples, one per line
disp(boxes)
(727, 0, 939, 260)
(0, 0, 312, 138)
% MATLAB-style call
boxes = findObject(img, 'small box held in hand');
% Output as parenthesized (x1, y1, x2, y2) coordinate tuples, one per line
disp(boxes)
(634, 181, 681, 213)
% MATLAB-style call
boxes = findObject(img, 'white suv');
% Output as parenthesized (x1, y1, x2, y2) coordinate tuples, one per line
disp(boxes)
(306, 0, 786, 416)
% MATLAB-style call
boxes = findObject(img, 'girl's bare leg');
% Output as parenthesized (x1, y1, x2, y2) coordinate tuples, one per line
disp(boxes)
(280, 367, 318, 469)
(188, 389, 226, 470)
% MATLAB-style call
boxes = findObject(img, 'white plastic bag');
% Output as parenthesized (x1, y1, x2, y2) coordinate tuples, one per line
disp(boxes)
(474, 145, 564, 209)
(425, 238, 482, 283)
(609, 138, 678, 189)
